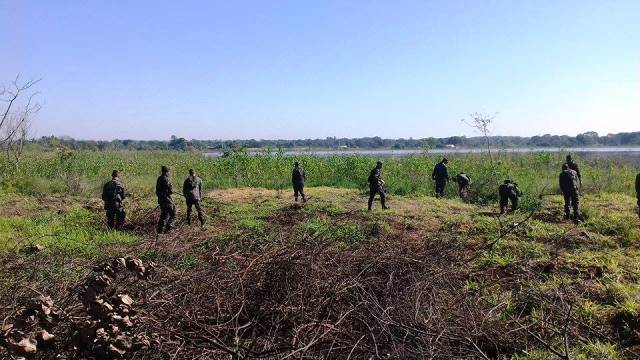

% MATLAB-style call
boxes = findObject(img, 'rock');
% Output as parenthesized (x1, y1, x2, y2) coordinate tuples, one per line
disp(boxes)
(114, 257, 127, 269)
(10, 337, 37, 356)
(37, 329, 55, 344)
(115, 334, 133, 349)
(117, 294, 133, 306)
(121, 316, 134, 328)
(109, 344, 127, 356)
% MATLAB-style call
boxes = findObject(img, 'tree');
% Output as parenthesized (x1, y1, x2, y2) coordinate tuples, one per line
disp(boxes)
(1, 76, 42, 161)
(168, 135, 188, 151)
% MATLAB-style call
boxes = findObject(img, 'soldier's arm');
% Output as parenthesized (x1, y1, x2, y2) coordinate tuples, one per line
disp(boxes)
(119, 184, 126, 199)
(101, 183, 108, 201)
(183, 180, 189, 196)
(431, 166, 437, 180)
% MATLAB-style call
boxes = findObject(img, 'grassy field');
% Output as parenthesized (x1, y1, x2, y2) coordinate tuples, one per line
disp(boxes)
(1, 149, 638, 202)
(1, 150, 640, 358)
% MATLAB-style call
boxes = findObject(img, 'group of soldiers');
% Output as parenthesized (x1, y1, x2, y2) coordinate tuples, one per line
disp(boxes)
(101, 155, 640, 232)
(101, 166, 206, 233)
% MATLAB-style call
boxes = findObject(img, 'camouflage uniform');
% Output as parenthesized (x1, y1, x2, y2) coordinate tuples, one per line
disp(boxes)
(156, 172, 176, 233)
(432, 160, 450, 197)
(564, 156, 582, 185)
(292, 165, 306, 202)
(183, 174, 205, 226)
(559, 166, 581, 220)
(455, 173, 471, 198)
(499, 180, 522, 214)
(101, 175, 126, 229)
(636, 173, 640, 218)
(368, 163, 387, 210)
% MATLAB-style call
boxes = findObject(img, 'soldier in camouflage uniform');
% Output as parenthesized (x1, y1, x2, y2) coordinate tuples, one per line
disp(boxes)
(291, 161, 307, 203)
(368, 161, 388, 211)
(101, 170, 126, 229)
(156, 166, 176, 234)
(183, 169, 205, 227)
(636, 172, 640, 219)
(498, 180, 523, 214)
(564, 155, 582, 186)
(559, 164, 582, 221)
(454, 173, 471, 198)
(432, 158, 450, 197)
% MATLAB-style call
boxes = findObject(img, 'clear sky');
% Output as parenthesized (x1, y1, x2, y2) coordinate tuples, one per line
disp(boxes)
(2, 0, 639, 140)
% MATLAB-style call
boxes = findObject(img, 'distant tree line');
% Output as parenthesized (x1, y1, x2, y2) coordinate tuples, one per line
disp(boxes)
(29, 131, 640, 151)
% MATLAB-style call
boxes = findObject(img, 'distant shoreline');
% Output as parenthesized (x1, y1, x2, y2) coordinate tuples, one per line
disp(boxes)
(203, 147, 640, 157)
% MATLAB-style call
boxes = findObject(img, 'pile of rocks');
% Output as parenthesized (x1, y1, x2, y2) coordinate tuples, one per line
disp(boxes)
(1, 256, 155, 358)
(72, 257, 155, 358)
(1, 295, 59, 357)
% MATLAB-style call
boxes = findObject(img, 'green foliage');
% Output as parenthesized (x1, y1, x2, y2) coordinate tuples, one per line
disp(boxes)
(0, 206, 137, 255)
(2, 151, 637, 206)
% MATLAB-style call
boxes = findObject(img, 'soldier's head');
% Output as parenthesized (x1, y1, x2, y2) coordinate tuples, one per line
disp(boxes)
(442, 158, 449, 164)
(161, 165, 170, 175)
(562, 164, 569, 171)
(504, 179, 512, 184)
(112, 170, 119, 179)
(294, 161, 299, 167)
(189, 168, 195, 176)
(376, 161, 383, 169)
(566, 155, 573, 162)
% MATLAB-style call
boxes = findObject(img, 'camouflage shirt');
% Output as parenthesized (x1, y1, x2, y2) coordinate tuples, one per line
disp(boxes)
(102, 177, 126, 209)
(559, 169, 580, 195)
(368, 167, 384, 189)
(156, 175, 174, 204)
(499, 183, 522, 198)
(565, 161, 581, 182)
(456, 173, 471, 187)
(636, 173, 640, 198)
(183, 176, 203, 201)
(432, 162, 449, 181)
(292, 167, 305, 186)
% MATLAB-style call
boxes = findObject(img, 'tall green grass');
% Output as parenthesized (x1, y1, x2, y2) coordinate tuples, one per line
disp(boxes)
(0, 150, 638, 204)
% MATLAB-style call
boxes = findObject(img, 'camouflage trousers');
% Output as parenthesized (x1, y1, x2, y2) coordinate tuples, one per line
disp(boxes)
(186, 198, 205, 226)
(293, 183, 306, 202)
(499, 195, 519, 214)
(435, 179, 447, 197)
(105, 206, 126, 230)
(157, 202, 176, 234)
(563, 192, 580, 219)
(368, 186, 386, 210)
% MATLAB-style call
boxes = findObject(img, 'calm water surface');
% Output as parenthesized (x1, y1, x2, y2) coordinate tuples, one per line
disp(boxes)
(204, 147, 640, 158)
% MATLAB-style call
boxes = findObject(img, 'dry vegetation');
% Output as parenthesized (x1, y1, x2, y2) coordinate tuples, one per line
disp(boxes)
(1, 187, 640, 359)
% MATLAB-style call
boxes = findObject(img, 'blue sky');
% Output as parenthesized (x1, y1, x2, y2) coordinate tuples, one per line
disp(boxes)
(2, 0, 638, 140)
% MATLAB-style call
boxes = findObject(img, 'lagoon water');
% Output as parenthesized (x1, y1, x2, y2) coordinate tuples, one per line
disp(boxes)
(204, 147, 640, 158)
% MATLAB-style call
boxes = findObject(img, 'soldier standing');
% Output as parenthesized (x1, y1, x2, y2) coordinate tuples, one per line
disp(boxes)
(368, 161, 388, 211)
(156, 165, 176, 234)
(564, 155, 582, 186)
(559, 164, 582, 221)
(498, 180, 523, 214)
(432, 158, 450, 197)
(454, 173, 471, 198)
(291, 161, 307, 202)
(636, 172, 640, 219)
(183, 169, 205, 227)
(101, 170, 126, 229)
